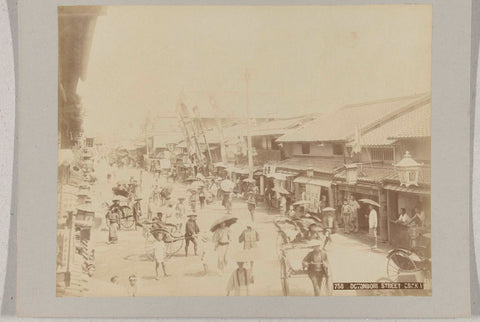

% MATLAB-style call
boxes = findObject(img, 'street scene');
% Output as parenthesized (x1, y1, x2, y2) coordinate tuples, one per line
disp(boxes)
(57, 6, 432, 297)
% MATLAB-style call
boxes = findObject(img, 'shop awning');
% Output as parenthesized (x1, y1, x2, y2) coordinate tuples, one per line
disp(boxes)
(273, 186, 290, 194)
(230, 167, 249, 175)
(270, 172, 295, 181)
(293, 176, 311, 184)
(384, 184, 430, 195)
(306, 178, 332, 188)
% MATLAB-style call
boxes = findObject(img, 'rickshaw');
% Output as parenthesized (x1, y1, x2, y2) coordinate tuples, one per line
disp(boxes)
(386, 231, 431, 285)
(143, 221, 185, 260)
(103, 196, 135, 230)
(274, 215, 332, 295)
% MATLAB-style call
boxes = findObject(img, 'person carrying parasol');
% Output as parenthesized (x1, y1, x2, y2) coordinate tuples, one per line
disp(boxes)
(211, 215, 238, 273)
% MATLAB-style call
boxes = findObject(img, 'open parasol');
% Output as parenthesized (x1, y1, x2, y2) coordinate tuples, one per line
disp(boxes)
(189, 181, 205, 190)
(359, 199, 381, 207)
(293, 200, 312, 206)
(220, 179, 235, 192)
(210, 215, 238, 232)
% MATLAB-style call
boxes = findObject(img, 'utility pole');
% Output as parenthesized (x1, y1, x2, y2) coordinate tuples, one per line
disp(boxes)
(245, 69, 254, 180)
(209, 95, 228, 165)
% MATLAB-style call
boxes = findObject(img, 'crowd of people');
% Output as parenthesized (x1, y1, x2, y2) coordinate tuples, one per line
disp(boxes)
(95, 160, 427, 297)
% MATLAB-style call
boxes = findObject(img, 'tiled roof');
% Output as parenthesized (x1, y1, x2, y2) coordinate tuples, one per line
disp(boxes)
(388, 109, 431, 139)
(250, 116, 312, 137)
(334, 165, 396, 183)
(277, 93, 430, 142)
(334, 164, 431, 186)
(275, 156, 345, 174)
(348, 102, 431, 147)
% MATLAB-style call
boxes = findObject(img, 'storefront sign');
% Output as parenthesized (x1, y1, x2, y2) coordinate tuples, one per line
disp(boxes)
(305, 184, 321, 212)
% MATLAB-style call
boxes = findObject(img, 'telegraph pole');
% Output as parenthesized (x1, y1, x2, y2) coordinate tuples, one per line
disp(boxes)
(245, 69, 254, 180)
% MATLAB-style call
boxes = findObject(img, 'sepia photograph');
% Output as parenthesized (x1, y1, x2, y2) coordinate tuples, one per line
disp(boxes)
(56, 5, 432, 297)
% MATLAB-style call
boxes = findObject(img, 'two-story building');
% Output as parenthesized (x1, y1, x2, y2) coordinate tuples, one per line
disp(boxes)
(272, 93, 431, 242)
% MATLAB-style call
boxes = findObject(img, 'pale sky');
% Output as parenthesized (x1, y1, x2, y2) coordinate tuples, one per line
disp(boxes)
(77, 5, 432, 138)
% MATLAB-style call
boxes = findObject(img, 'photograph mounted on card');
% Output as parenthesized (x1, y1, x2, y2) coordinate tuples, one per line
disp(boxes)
(15, 0, 472, 318)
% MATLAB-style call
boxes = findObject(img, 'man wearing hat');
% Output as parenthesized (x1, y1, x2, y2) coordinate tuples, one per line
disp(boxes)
(302, 244, 332, 296)
(184, 214, 200, 256)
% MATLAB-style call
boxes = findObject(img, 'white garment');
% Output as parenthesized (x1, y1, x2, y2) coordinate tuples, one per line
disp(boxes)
(398, 213, 409, 223)
(369, 209, 378, 228)
(154, 240, 166, 263)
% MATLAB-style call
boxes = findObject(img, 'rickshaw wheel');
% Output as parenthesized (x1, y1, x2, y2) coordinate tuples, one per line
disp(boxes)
(387, 256, 401, 282)
(120, 206, 135, 229)
(275, 232, 287, 259)
(166, 237, 184, 257)
(280, 258, 290, 296)
(144, 235, 155, 261)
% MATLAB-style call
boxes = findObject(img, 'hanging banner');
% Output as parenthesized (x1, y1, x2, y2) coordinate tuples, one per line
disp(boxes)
(305, 184, 321, 212)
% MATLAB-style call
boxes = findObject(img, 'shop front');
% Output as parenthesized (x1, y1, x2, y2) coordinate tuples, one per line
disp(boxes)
(293, 176, 333, 213)
(333, 182, 389, 243)
(385, 184, 431, 249)
(268, 172, 296, 208)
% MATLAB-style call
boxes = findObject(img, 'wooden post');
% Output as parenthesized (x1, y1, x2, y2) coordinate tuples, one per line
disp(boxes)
(244, 69, 254, 180)
(378, 189, 388, 242)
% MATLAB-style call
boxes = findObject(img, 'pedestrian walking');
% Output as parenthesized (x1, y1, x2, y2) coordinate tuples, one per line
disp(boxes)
(210, 181, 219, 201)
(198, 189, 206, 209)
(198, 233, 211, 275)
(280, 194, 287, 216)
(246, 193, 256, 221)
(367, 204, 378, 249)
(185, 214, 200, 256)
(265, 186, 272, 207)
(174, 197, 186, 230)
(213, 222, 231, 272)
(238, 224, 259, 270)
(341, 199, 353, 234)
(302, 244, 332, 296)
(153, 231, 170, 279)
(189, 190, 197, 213)
(132, 197, 143, 230)
(223, 191, 233, 214)
(349, 196, 360, 233)
(106, 209, 120, 244)
(226, 261, 254, 296)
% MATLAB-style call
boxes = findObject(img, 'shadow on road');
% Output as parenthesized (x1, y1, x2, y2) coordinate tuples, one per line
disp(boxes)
(124, 254, 152, 262)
